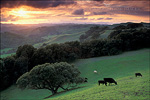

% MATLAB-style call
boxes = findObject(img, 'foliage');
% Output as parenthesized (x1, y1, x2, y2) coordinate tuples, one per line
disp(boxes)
(79, 26, 108, 42)
(16, 62, 84, 95)
(1, 49, 149, 100)
(127, 23, 143, 28)
(113, 25, 127, 30)
(109, 28, 150, 50)
(16, 44, 36, 59)
(1, 23, 150, 91)
(14, 57, 28, 78)
(0, 56, 15, 90)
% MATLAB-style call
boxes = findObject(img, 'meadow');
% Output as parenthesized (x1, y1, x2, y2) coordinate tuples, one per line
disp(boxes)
(0, 48, 14, 58)
(1, 49, 149, 100)
(33, 31, 85, 48)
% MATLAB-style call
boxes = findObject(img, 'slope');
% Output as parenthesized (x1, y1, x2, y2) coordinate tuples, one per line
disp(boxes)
(0, 49, 149, 100)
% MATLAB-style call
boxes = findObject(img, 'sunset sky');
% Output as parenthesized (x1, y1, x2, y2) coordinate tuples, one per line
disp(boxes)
(1, 0, 150, 24)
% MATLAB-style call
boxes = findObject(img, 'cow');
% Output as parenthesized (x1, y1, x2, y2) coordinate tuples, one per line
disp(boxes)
(94, 70, 97, 73)
(98, 80, 107, 86)
(135, 73, 142, 77)
(104, 78, 117, 86)
(84, 77, 88, 82)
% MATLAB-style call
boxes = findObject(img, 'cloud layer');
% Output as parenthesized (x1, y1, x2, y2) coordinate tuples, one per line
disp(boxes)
(1, 0, 75, 8)
(72, 9, 84, 15)
(1, 0, 149, 24)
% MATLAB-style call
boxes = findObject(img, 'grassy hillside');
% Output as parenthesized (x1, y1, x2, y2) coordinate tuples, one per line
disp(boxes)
(48, 71, 149, 100)
(100, 30, 114, 39)
(1, 24, 91, 56)
(1, 49, 149, 100)
(0, 48, 12, 53)
(0, 53, 15, 58)
(34, 31, 85, 48)
(0, 32, 25, 49)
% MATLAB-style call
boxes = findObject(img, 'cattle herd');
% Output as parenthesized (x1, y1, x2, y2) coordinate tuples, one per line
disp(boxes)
(97, 73, 142, 86)
(84, 72, 143, 86)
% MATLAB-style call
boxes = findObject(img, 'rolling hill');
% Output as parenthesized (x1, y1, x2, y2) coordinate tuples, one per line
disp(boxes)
(1, 49, 149, 100)
(0, 32, 25, 49)
(0, 24, 93, 57)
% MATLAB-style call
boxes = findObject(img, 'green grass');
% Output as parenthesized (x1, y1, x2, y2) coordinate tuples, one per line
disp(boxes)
(100, 30, 114, 39)
(0, 53, 15, 58)
(1, 49, 149, 100)
(42, 35, 59, 40)
(58, 27, 91, 34)
(33, 26, 91, 48)
(0, 48, 13, 54)
(48, 71, 149, 100)
(34, 31, 85, 48)
(0, 48, 15, 58)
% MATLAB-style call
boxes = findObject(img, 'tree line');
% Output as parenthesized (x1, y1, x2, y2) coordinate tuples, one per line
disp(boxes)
(1, 27, 150, 91)
(79, 26, 108, 42)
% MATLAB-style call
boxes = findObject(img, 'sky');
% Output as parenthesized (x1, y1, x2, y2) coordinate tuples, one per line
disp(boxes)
(1, 0, 150, 24)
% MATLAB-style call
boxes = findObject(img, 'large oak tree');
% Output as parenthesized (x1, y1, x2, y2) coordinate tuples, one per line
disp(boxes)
(16, 62, 84, 95)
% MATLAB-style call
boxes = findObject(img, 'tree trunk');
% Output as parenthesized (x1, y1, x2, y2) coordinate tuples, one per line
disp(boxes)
(61, 86, 69, 91)
(51, 90, 57, 95)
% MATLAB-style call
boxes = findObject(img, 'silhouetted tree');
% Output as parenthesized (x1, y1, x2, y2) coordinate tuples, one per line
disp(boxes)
(16, 44, 36, 59)
(127, 23, 143, 29)
(14, 57, 28, 79)
(16, 62, 84, 95)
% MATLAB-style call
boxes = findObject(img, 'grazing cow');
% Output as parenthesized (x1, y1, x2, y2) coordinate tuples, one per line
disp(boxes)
(104, 78, 117, 86)
(84, 80, 88, 82)
(98, 80, 107, 86)
(84, 78, 88, 82)
(135, 73, 142, 77)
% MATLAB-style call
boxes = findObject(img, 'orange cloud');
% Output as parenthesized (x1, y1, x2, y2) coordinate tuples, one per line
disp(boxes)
(1, 0, 149, 24)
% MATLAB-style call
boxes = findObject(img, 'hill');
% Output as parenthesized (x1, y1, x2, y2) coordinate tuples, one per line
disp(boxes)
(0, 24, 93, 56)
(1, 49, 149, 100)
(1, 22, 149, 57)
(0, 32, 25, 49)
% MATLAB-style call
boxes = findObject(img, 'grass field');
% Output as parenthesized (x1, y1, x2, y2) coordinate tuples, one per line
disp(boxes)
(34, 31, 85, 48)
(100, 30, 113, 39)
(0, 53, 15, 58)
(48, 71, 149, 100)
(1, 49, 149, 100)
(0, 48, 13, 54)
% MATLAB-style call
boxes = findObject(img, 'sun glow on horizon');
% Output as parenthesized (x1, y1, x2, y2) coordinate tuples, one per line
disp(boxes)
(11, 8, 28, 17)
(1, 0, 149, 25)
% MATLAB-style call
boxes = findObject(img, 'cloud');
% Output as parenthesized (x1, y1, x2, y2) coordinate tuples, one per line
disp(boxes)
(93, 12, 107, 15)
(72, 9, 84, 15)
(121, 10, 150, 16)
(105, 18, 113, 20)
(75, 18, 88, 20)
(97, 18, 104, 20)
(92, 0, 104, 3)
(1, 0, 75, 9)
(1, 15, 19, 22)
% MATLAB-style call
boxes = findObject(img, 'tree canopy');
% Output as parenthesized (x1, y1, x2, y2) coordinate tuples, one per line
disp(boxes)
(16, 62, 84, 95)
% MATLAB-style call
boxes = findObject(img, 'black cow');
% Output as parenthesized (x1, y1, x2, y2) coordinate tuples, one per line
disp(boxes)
(135, 73, 142, 77)
(84, 78, 88, 82)
(98, 80, 107, 86)
(104, 78, 117, 86)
